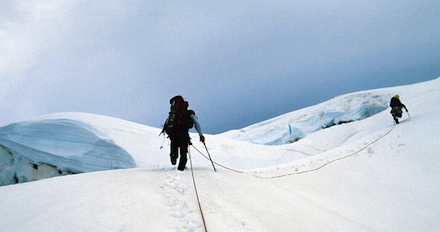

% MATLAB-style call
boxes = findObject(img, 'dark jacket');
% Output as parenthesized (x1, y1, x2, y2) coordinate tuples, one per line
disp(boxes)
(390, 97, 407, 111)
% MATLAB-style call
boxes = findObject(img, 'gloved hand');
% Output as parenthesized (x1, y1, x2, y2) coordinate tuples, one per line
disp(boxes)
(200, 135, 205, 142)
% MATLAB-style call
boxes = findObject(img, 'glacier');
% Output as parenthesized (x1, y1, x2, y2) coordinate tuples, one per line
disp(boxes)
(0, 87, 398, 186)
(0, 78, 439, 232)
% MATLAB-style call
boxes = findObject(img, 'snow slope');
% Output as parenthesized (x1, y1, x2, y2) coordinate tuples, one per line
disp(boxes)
(0, 78, 439, 231)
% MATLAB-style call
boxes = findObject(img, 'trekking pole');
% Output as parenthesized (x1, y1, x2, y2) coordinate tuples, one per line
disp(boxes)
(159, 134, 166, 149)
(407, 111, 411, 120)
(202, 142, 216, 172)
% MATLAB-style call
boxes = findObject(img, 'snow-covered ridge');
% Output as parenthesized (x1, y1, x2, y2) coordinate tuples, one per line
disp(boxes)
(221, 91, 393, 145)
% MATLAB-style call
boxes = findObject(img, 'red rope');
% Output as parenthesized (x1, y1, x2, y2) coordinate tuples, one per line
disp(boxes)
(188, 147, 208, 232)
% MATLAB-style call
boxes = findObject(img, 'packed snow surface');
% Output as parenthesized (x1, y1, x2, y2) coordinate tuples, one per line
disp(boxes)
(0, 78, 439, 231)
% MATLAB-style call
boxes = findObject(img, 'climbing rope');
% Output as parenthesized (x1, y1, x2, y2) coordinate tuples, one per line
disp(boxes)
(257, 124, 396, 179)
(192, 125, 396, 179)
(191, 145, 244, 174)
(183, 124, 395, 232)
(188, 147, 208, 232)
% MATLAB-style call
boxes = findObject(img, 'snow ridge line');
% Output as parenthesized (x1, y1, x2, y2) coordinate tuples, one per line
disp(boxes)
(188, 147, 209, 232)
(192, 124, 395, 179)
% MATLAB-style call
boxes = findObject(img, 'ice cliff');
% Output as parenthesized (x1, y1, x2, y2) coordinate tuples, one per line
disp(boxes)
(0, 117, 135, 186)
(221, 92, 392, 145)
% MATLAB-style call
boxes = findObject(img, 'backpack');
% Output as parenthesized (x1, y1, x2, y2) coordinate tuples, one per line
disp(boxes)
(391, 106, 403, 117)
(165, 96, 193, 136)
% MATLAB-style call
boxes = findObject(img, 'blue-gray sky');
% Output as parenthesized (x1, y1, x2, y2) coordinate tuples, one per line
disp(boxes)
(1, 1, 440, 134)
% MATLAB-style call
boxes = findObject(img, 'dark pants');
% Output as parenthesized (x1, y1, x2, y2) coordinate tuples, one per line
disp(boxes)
(391, 106, 402, 117)
(390, 106, 403, 123)
(170, 133, 190, 171)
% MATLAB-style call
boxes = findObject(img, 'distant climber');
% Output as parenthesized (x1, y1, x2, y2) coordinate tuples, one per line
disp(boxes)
(162, 95, 205, 171)
(390, 95, 408, 124)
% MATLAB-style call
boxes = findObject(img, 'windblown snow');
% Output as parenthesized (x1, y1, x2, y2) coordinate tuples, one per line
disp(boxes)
(0, 78, 439, 232)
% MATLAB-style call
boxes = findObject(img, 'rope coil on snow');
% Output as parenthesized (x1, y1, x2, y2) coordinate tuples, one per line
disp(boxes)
(192, 125, 395, 179)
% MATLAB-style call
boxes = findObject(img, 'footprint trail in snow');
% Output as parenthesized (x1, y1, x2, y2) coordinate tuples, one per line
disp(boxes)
(161, 168, 205, 232)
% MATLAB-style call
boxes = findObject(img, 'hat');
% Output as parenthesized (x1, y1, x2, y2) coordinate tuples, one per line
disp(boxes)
(395, 95, 400, 99)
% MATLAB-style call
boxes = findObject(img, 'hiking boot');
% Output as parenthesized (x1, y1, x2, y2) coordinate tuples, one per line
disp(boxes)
(178, 155, 187, 171)
(170, 154, 177, 165)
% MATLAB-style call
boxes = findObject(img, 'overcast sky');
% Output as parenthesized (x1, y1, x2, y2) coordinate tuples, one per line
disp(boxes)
(1, 1, 440, 134)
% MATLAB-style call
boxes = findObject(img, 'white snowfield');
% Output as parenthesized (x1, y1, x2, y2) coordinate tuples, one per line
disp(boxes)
(0, 77, 439, 232)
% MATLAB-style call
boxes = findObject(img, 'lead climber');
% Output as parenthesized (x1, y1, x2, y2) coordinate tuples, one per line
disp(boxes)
(390, 95, 408, 124)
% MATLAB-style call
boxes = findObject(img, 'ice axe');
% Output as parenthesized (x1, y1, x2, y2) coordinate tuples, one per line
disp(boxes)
(202, 142, 216, 172)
